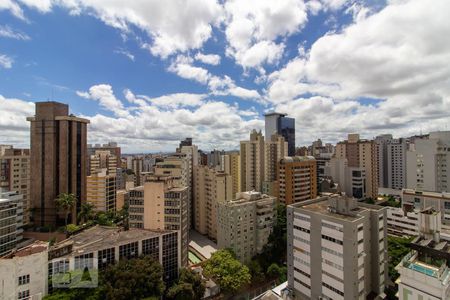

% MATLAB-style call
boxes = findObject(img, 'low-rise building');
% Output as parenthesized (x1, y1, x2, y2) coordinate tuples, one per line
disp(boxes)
(0, 241, 49, 300)
(217, 191, 276, 263)
(49, 225, 180, 284)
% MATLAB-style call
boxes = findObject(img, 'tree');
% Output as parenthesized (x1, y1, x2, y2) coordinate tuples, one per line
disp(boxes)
(56, 193, 76, 226)
(167, 268, 205, 300)
(203, 249, 251, 294)
(102, 255, 165, 300)
(78, 202, 95, 224)
(247, 259, 264, 283)
(266, 263, 287, 283)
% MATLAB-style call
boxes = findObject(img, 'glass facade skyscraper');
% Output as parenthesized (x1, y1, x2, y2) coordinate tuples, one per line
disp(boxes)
(264, 112, 295, 156)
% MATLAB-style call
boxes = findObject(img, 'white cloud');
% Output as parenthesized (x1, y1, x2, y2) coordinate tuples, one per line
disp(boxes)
(150, 93, 206, 108)
(0, 0, 25, 20)
(77, 84, 129, 118)
(0, 54, 13, 68)
(195, 52, 221, 65)
(0, 25, 30, 40)
(168, 55, 211, 84)
(224, 0, 307, 70)
(18, 0, 52, 13)
(114, 48, 135, 61)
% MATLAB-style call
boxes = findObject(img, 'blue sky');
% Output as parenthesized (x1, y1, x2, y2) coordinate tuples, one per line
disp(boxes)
(1, 0, 449, 153)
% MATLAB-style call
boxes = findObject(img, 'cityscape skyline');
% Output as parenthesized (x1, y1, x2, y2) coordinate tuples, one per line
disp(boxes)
(2, 0, 450, 153)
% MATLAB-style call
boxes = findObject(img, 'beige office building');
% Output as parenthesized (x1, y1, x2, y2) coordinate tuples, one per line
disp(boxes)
(240, 130, 265, 192)
(277, 156, 317, 205)
(27, 101, 89, 226)
(335, 134, 378, 199)
(128, 176, 189, 266)
(222, 152, 241, 196)
(89, 150, 118, 175)
(193, 165, 233, 240)
(217, 191, 276, 263)
(263, 134, 288, 196)
(86, 169, 117, 212)
(0, 146, 30, 223)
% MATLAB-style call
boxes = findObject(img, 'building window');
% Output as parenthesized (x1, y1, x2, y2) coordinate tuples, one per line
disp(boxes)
(18, 274, 30, 286)
(74, 252, 94, 270)
(142, 237, 159, 261)
(18, 290, 30, 300)
(98, 247, 115, 269)
(119, 242, 138, 260)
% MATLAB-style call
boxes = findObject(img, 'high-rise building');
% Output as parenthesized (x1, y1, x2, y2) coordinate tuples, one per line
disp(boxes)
(128, 176, 189, 266)
(86, 169, 117, 212)
(207, 149, 225, 168)
(87, 142, 121, 159)
(264, 112, 295, 156)
(286, 194, 387, 300)
(89, 150, 118, 176)
(375, 134, 407, 190)
(0, 241, 49, 300)
(406, 131, 450, 192)
(0, 146, 30, 223)
(222, 152, 241, 196)
(217, 191, 276, 263)
(335, 134, 378, 199)
(27, 101, 89, 226)
(396, 208, 450, 300)
(277, 156, 317, 205)
(0, 190, 23, 256)
(131, 157, 144, 186)
(240, 130, 265, 192)
(177, 137, 193, 152)
(180, 144, 198, 226)
(193, 166, 232, 241)
(263, 134, 288, 196)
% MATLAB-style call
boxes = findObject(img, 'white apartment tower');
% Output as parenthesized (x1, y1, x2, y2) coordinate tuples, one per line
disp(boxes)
(376, 134, 407, 190)
(287, 194, 387, 300)
(240, 130, 265, 192)
(407, 131, 450, 192)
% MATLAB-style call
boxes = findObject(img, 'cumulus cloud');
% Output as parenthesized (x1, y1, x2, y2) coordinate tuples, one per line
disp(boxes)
(114, 48, 135, 61)
(195, 52, 221, 65)
(77, 84, 129, 118)
(224, 0, 307, 70)
(168, 55, 211, 84)
(0, 0, 26, 20)
(0, 54, 13, 68)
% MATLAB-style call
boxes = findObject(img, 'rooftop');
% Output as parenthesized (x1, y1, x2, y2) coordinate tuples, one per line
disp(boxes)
(51, 225, 173, 257)
(2, 241, 48, 258)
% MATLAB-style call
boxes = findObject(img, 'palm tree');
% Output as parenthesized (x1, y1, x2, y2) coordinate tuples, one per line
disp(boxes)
(55, 193, 76, 226)
(78, 202, 95, 224)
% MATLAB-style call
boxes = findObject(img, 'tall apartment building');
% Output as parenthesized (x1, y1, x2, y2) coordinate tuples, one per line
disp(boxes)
(0, 146, 30, 223)
(49, 225, 181, 284)
(27, 101, 89, 226)
(86, 169, 117, 212)
(193, 166, 232, 241)
(128, 176, 189, 266)
(376, 134, 407, 190)
(207, 149, 225, 168)
(277, 156, 317, 205)
(263, 134, 288, 196)
(396, 209, 450, 300)
(89, 150, 118, 175)
(87, 142, 121, 159)
(222, 152, 241, 196)
(131, 157, 144, 186)
(335, 134, 378, 199)
(287, 195, 387, 300)
(240, 130, 265, 192)
(264, 112, 296, 156)
(0, 241, 49, 300)
(406, 131, 450, 192)
(217, 191, 276, 263)
(177, 137, 193, 152)
(0, 190, 23, 256)
(180, 145, 198, 226)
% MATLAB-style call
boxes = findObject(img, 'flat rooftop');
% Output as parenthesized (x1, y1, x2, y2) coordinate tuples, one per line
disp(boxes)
(2, 241, 48, 258)
(52, 225, 173, 256)
(189, 230, 217, 259)
(301, 200, 364, 221)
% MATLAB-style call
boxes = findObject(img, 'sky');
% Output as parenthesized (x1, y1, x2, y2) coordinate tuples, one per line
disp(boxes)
(1, 0, 450, 153)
